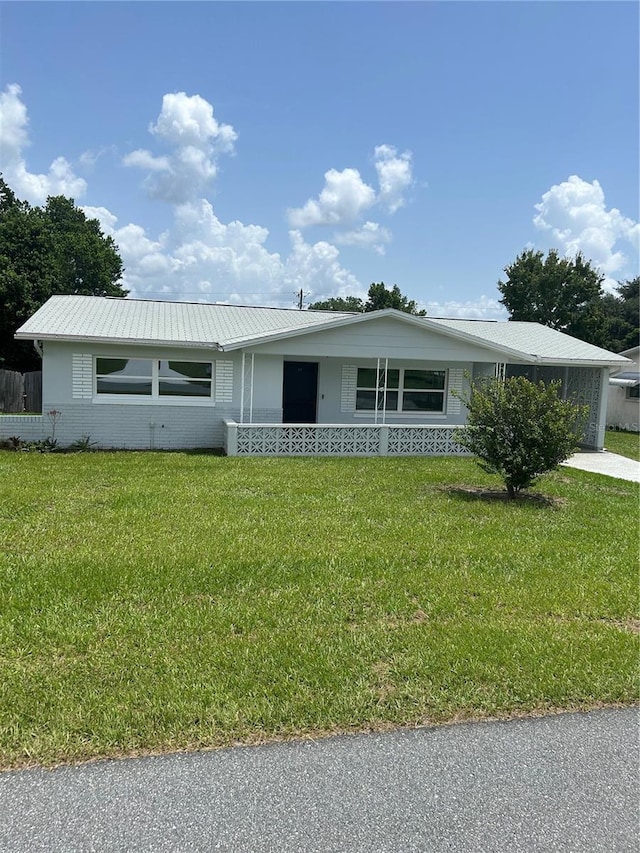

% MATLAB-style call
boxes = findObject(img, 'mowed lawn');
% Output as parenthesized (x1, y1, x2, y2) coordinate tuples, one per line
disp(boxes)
(0, 451, 637, 768)
(605, 428, 640, 461)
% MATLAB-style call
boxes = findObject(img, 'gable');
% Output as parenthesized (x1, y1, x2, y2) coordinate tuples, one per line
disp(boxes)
(246, 315, 501, 361)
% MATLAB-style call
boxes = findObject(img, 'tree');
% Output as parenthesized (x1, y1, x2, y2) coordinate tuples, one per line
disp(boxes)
(0, 177, 126, 371)
(600, 277, 639, 353)
(455, 376, 587, 499)
(497, 249, 606, 344)
(363, 282, 426, 314)
(309, 282, 426, 315)
(307, 295, 365, 312)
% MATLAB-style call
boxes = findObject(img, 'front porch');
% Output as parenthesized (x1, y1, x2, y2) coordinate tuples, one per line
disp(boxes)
(224, 420, 471, 457)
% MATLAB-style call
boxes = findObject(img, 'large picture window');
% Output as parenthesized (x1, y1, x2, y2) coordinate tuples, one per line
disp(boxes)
(356, 367, 446, 413)
(96, 358, 213, 399)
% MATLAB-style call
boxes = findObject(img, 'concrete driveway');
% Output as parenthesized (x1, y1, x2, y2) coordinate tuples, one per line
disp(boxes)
(0, 707, 637, 852)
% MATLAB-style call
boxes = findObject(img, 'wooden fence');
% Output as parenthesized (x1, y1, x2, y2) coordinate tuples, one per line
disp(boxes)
(0, 369, 42, 413)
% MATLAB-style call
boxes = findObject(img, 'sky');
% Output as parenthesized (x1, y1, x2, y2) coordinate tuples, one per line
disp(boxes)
(0, 1, 638, 318)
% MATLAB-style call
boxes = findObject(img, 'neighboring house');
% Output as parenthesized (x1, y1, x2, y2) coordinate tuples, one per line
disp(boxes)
(0, 295, 630, 455)
(607, 346, 640, 433)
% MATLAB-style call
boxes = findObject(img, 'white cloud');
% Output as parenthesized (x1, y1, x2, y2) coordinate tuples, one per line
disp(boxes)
(284, 231, 363, 301)
(287, 167, 376, 228)
(424, 295, 508, 320)
(533, 175, 639, 289)
(123, 149, 171, 172)
(333, 221, 392, 255)
(374, 144, 413, 214)
(83, 200, 362, 306)
(0, 84, 87, 203)
(287, 144, 414, 250)
(124, 92, 238, 204)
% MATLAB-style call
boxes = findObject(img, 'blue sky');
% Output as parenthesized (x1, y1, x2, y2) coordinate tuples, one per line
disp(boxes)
(1, 1, 638, 316)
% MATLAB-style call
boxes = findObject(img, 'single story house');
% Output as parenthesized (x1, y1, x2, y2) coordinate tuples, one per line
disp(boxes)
(607, 346, 640, 433)
(1, 294, 630, 455)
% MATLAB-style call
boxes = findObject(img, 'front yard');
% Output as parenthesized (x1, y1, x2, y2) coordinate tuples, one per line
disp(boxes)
(0, 452, 637, 768)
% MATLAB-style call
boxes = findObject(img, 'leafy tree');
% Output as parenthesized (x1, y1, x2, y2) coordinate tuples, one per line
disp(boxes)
(309, 282, 426, 315)
(497, 249, 606, 344)
(455, 376, 587, 499)
(364, 282, 426, 314)
(308, 295, 365, 312)
(600, 277, 639, 353)
(0, 177, 126, 371)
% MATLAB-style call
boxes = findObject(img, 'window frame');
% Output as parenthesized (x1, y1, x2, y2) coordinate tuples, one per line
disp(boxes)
(94, 357, 216, 405)
(355, 366, 448, 414)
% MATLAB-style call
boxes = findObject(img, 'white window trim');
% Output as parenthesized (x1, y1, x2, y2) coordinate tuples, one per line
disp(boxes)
(355, 367, 449, 414)
(93, 357, 216, 406)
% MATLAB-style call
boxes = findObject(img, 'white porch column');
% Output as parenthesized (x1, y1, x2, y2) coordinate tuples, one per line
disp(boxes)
(594, 367, 610, 450)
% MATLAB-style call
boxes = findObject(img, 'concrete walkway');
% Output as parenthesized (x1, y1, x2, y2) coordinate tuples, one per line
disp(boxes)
(562, 450, 640, 482)
(0, 708, 637, 852)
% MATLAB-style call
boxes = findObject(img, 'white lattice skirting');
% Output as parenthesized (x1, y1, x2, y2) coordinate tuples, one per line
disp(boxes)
(224, 421, 470, 457)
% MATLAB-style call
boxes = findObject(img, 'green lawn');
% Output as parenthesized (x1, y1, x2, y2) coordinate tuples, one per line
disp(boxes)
(0, 451, 637, 769)
(605, 429, 640, 461)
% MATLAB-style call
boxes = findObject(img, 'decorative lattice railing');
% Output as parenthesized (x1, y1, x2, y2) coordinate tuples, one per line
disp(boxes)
(224, 420, 470, 457)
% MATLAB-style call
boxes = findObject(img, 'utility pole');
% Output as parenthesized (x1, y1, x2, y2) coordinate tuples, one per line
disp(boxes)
(294, 288, 308, 310)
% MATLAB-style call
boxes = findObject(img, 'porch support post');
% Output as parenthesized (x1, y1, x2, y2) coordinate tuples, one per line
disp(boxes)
(382, 357, 388, 425)
(240, 352, 245, 424)
(594, 367, 609, 450)
(249, 353, 255, 424)
(375, 357, 381, 424)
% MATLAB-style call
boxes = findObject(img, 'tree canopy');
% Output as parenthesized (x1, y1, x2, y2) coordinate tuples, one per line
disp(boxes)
(0, 177, 126, 371)
(497, 249, 605, 343)
(309, 282, 426, 315)
(497, 248, 639, 352)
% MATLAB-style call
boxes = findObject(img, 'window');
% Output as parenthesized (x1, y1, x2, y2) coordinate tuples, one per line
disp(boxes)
(96, 358, 213, 399)
(356, 367, 446, 413)
(627, 385, 640, 399)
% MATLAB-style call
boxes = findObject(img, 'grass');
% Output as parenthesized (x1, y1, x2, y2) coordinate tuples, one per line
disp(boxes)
(0, 451, 637, 769)
(605, 428, 640, 461)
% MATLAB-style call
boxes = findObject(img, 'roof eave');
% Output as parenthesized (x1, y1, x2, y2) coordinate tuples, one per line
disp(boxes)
(15, 332, 222, 350)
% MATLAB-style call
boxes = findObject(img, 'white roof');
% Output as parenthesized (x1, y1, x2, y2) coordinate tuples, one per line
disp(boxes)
(426, 318, 629, 365)
(15, 294, 352, 349)
(15, 294, 630, 366)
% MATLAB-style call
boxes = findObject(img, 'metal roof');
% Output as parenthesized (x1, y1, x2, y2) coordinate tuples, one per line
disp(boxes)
(15, 295, 630, 366)
(426, 318, 630, 365)
(15, 295, 352, 349)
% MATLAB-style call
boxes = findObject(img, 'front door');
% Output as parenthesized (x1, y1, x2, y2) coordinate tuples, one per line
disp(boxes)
(282, 361, 318, 423)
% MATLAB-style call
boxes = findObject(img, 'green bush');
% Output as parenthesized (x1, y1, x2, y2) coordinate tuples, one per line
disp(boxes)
(456, 376, 587, 499)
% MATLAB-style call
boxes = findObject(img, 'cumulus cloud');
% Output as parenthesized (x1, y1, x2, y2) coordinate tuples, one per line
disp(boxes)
(123, 92, 237, 204)
(374, 144, 413, 214)
(424, 295, 508, 321)
(83, 200, 362, 306)
(287, 144, 413, 252)
(533, 175, 639, 289)
(287, 168, 376, 228)
(284, 231, 363, 301)
(0, 84, 87, 203)
(333, 221, 392, 255)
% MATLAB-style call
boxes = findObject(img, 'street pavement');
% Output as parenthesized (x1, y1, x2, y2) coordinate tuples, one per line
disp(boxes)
(0, 707, 637, 852)
(562, 449, 640, 482)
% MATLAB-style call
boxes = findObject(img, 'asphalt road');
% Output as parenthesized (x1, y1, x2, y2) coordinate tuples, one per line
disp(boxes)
(0, 707, 637, 852)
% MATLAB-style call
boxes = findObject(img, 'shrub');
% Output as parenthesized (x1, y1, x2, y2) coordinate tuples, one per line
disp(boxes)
(456, 376, 587, 499)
